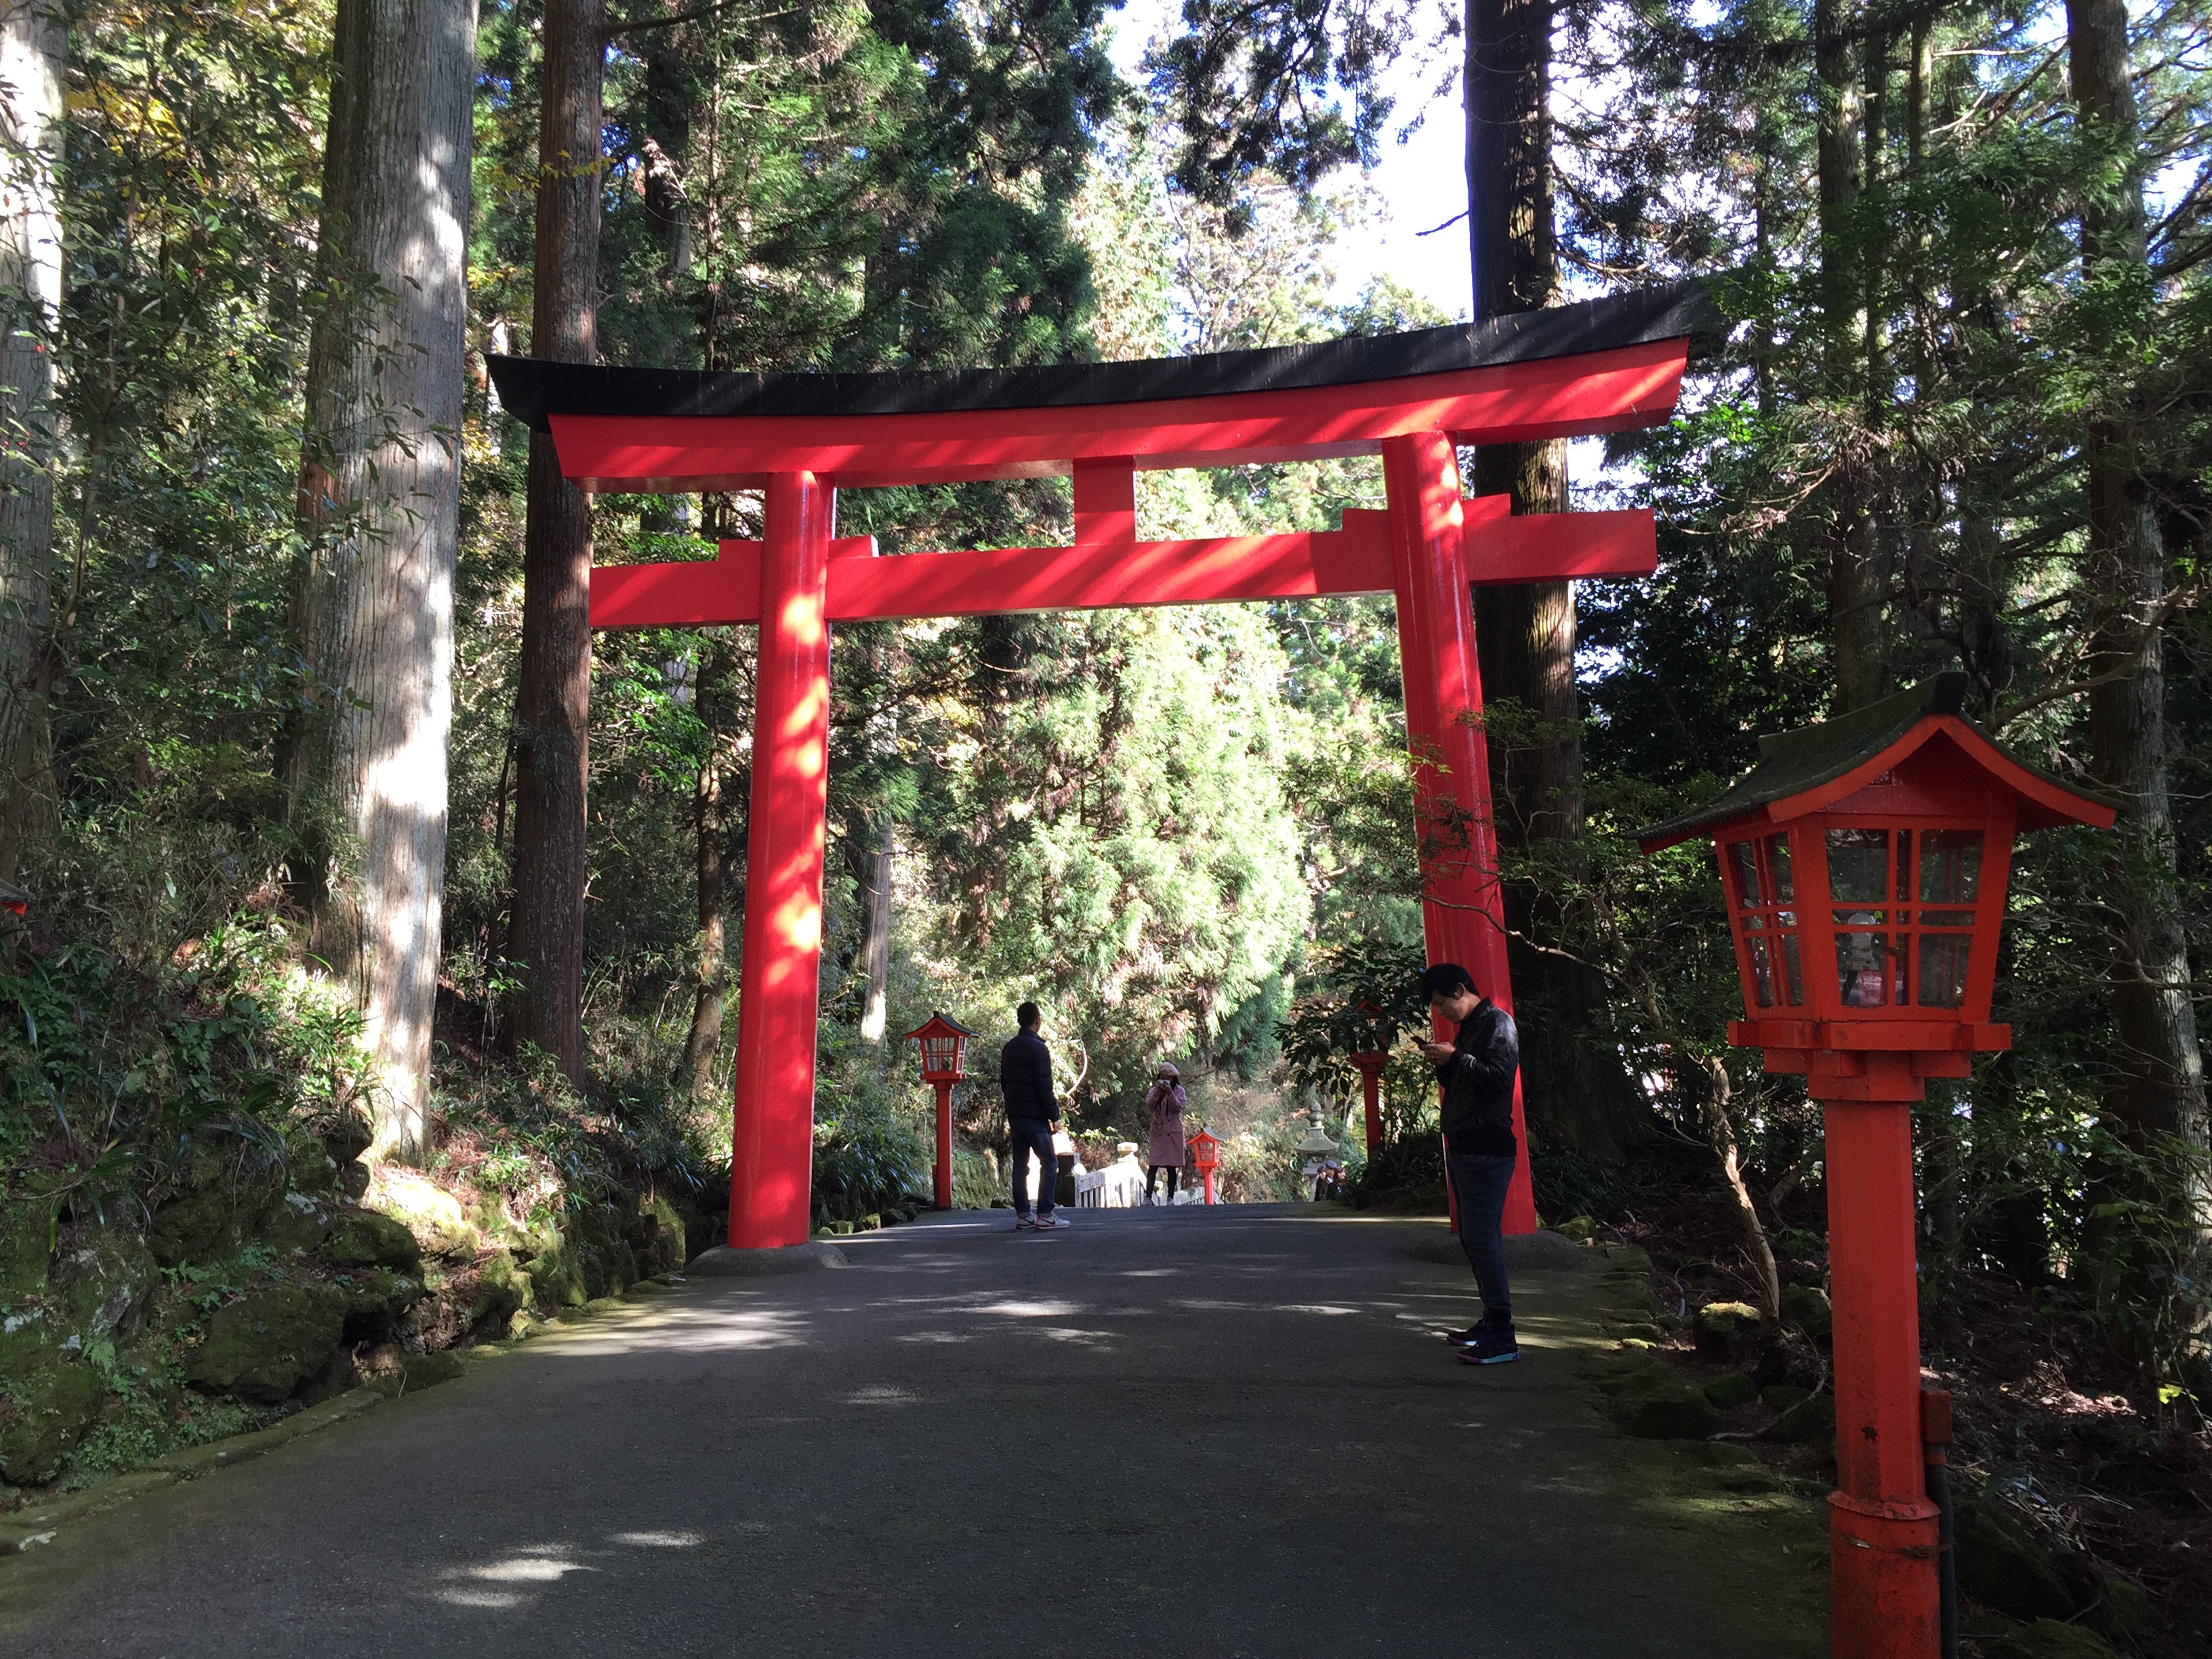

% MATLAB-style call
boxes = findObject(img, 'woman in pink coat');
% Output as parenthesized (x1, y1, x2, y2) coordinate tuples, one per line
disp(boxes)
(1143, 1063, 1187, 1204)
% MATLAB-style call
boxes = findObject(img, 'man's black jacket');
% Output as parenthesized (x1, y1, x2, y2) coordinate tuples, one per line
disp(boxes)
(1435, 999, 1519, 1157)
(1000, 1029, 1057, 1122)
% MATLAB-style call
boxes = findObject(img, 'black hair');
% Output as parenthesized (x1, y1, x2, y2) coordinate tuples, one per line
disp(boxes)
(1419, 962, 1479, 1000)
(1016, 1000, 1041, 1029)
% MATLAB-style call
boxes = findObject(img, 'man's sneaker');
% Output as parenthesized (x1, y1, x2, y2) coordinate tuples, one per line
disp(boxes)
(1014, 1214, 1037, 1231)
(1458, 1325, 1519, 1366)
(1032, 1213, 1071, 1229)
(1442, 1324, 1486, 1347)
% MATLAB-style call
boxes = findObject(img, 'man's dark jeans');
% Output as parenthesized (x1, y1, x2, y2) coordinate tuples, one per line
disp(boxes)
(1448, 1149, 1517, 1324)
(1010, 1118, 1057, 1218)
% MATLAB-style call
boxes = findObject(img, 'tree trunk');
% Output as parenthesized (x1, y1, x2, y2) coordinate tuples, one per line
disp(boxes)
(1462, 0, 1644, 1157)
(0, 0, 63, 882)
(287, 0, 476, 1162)
(855, 814, 893, 1042)
(2068, 0, 2212, 1279)
(678, 636, 732, 1100)
(1815, 0, 1883, 710)
(506, 0, 604, 1084)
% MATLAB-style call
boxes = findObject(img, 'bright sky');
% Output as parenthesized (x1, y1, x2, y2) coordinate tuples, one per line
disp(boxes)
(1105, 0, 1475, 322)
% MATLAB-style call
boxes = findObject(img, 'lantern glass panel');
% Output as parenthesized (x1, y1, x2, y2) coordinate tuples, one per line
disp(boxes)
(1826, 828, 1891, 903)
(1768, 834, 1795, 901)
(1725, 832, 1805, 1010)
(1835, 920, 1903, 1008)
(1918, 830, 1982, 904)
(1746, 936, 1777, 1008)
(1728, 841, 1762, 906)
(1917, 934, 1971, 1008)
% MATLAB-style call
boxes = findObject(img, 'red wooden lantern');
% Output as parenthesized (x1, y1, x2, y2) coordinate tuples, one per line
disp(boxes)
(1638, 674, 2114, 1659)
(1187, 1128, 1223, 1206)
(902, 1012, 977, 1210)
(1347, 999, 1391, 1157)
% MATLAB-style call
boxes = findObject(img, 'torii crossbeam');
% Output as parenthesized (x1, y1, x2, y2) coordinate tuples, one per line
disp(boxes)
(491, 286, 1704, 1253)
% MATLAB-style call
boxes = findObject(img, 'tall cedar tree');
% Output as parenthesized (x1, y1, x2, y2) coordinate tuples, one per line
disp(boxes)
(0, 0, 62, 882)
(287, 0, 477, 1160)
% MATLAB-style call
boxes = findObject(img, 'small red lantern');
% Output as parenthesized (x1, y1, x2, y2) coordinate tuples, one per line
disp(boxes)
(1187, 1127, 1223, 1206)
(1638, 674, 2114, 1659)
(902, 1012, 977, 1210)
(1347, 999, 1391, 1157)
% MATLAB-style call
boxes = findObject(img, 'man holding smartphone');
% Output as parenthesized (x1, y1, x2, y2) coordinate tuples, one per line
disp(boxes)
(1419, 963, 1520, 1365)
(1000, 1001, 1069, 1231)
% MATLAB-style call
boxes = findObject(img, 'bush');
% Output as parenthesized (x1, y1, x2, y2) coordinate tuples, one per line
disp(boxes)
(1345, 1130, 1444, 1212)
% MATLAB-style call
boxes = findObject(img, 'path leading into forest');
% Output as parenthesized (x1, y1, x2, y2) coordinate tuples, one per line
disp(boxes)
(0, 1205, 1826, 1658)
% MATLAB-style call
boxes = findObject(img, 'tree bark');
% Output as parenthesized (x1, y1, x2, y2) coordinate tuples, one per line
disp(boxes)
(1462, 0, 1643, 1157)
(0, 0, 63, 882)
(287, 0, 476, 1162)
(678, 636, 733, 1100)
(506, 0, 604, 1084)
(854, 813, 893, 1042)
(2068, 0, 2211, 1250)
(1815, 0, 1884, 710)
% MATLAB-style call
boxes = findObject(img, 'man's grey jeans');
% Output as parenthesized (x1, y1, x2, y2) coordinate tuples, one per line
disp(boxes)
(1447, 1149, 1517, 1325)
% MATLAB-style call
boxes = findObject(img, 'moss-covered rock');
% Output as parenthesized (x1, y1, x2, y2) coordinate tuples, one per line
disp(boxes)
(1982, 1620, 2120, 1659)
(1609, 1378, 1725, 1440)
(1554, 1214, 1599, 1243)
(363, 1166, 478, 1260)
(1702, 1371, 1759, 1411)
(329, 1268, 424, 1337)
(1, 1190, 61, 1302)
(1692, 1300, 1762, 1359)
(1955, 1486, 2080, 1622)
(326, 1210, 424, 1272)
(147, 1143, 286, 1267)
(530, 1243, 590, 1308)
(52, 1222, 157, 1343)
(186, 1286, 345, 1403)
(635, 1194, 685, 1273)
(408, 1349, 466, 1387)
(262, 1192, 339, 1254)
(1778, 1283, 1832, 1340)
(1760, 1384, 1811, 1414)
(0, 1325, 106, 1484)
(468, 1250, 529, 1333)
(1769, 1391, 1836, 1445)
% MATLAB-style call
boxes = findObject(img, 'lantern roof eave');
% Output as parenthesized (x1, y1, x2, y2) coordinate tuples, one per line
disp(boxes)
(1633, 673, 2118, 853)
(901, 1011, 978, 1041)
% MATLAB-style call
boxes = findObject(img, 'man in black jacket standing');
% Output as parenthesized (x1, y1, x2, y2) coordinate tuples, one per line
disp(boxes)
(1418, 962, 1520, 1364)
(1000, 1002, 1069, 1231)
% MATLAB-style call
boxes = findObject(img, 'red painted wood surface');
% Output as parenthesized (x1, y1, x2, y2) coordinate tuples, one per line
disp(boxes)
(1382, 432, 1540, 1235)
(547, 339, 1689, 491)
(1822, 1075, 1943, 1658)
(726, 472, 834, 1250)
(588, 506, 1658, 630)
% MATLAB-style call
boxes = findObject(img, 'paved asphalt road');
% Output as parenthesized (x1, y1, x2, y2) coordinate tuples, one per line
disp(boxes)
(0, 1204, 1826, 1657)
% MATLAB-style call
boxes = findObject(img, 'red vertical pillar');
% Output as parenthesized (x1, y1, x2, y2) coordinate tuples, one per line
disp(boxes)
(728, 471, 834, 1250)
(1820, 1069, 1941, 1658)
(1355, 1058, 1385, 1155)
(933, 1082, 955, 1210)
(1382, 432, 1538, 1235)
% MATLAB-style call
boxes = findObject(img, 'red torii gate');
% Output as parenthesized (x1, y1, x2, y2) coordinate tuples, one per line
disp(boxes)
(491, 287, 1702, 1255)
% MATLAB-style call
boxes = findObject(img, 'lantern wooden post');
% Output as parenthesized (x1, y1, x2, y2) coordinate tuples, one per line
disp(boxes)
(1637, 674, 2115, 1659)
(903, 1013, 977, 1211)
